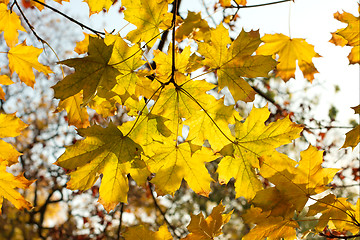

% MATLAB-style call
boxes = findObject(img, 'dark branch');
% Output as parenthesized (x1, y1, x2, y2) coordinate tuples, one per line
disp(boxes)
(252, 85, 284, 111)
(227, 0, 292, 9)
(170, 0, 179, 85)
(14, 0, 46, 44)
(319, 231, 360, 239)
(117, 203, 124, 240)
(30, 0, 105, 36)
(148, 182, 181, 239)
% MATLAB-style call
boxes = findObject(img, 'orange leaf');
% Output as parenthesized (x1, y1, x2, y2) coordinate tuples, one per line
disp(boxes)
(182, 202, 233, 240)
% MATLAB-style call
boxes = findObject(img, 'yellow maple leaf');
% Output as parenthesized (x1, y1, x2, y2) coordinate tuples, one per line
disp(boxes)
(123, 224, 172, 240)
(0, 3, 25, 47)
(55, 123, 147, 211)
(120, 98, 171, 154)
(153, 44, 193, 82)
(74, 32, 92, 54)
(307, 194, 359, 234)
(330, 6, 360, 64)
(0, 161, 34, 214)
(182, 202, 233, 240)
(242, 210, 298, 240)
(0, 113, 28, 138)
(175, 11, 210, 41)
(56, 92, 90, 128)
(217, 106, 303, 199)
(8, 41, 53, 87)
(122, 0, 172, 47)
(151, 77, 215, 134)
(257, 33, 321, 82)
(342, 105, 360, 149)
(0, 70, 14, 100)
(198, 25, 276, 102)
(260, 145, 339, 213)
(0, 113, 28, 165)
(145, 140, 216, 196)
(53, 37, 120, 104)
(107, 35, 145, 96)
(185, 97, 241, 151)
(84, 0, 114, 15)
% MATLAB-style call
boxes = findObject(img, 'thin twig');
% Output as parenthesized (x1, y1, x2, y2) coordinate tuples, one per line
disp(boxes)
(148, 182, 181, 239)
(227, 0, 292, 9)
(252, 85, 284, 111)
(117, 203, 124, 240)
(331, 184, 360, 189)
(30, 0, 105, 36)
(305, 126, 354, 130)
(319, 231, 360, 239)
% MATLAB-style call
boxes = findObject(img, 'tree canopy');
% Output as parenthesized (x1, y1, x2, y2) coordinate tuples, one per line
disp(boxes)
(0, 0, 359, 239)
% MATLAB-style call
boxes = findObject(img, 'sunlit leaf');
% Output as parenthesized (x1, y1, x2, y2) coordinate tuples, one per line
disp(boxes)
(8, 41, 53, 87)
(257, 33, 321, 82)
(0, 3, 25, 47)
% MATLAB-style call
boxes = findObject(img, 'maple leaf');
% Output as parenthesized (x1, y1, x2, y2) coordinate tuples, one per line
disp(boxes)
(107, 34, 145, 96)
(151, 77, 216, 134)
(256, 33, 321, 82)
(198, 25, 276, 102)
(242, 207, 299, 240)
(0, 113, 28, 165)
(123, 224, 172, 240)
(84, 0, 114, 15)
(53, 37, 120, 104)
(0, 71, 13, 100)
(185, 97, 241, 151)
(341, 105, 360, 149)
(217, 106, 303, 199)
(0, 3, 25, 47)
(307, 194, 360, 234)
(153, 45, 193, 82)
(330, 6, 360, 64)
(259, 145, 339, 213)
(0, 161, 34, 214)
(175, 11, 210, 41)
(120, 98, 171, 153)
(144, 140, 216, 196)
(182, 202, 233, 240)
(122, 0, 172, 47)
(55, 92, 90, 128)
(7, 41, 53, 88)
(55, 123, 147, 211)
(74, 32, 92, 54)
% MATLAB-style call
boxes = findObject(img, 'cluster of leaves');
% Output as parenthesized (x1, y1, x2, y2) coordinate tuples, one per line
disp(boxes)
(0, 0, 359, 239)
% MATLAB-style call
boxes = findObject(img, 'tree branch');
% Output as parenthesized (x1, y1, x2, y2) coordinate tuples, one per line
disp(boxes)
(320, 231, 360, 239)
(148, 182, 181, 239)
(227, 0, 292, 9)
(13, 0, 46, 44)
(30, 0, 105, 36)
(117, 203, 124, 240)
